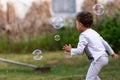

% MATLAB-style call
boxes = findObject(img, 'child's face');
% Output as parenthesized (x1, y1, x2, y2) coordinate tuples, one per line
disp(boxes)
(76, 21, 83, 32)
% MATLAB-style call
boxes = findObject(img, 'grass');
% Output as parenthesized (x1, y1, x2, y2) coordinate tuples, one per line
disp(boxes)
(0, 51, 119, 80)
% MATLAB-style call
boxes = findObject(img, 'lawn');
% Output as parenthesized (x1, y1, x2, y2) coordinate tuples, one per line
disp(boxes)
(0, 51, 119, 80)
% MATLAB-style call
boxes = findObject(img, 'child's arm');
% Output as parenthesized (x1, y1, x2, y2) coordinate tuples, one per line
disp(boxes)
(63, 35, 88, 55)
(63, 44, 84, 55)
(100, 37, 119, 59)
(100, 37, 114, 55)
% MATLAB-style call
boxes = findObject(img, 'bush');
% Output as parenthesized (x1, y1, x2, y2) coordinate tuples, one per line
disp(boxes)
(0, 27, 79, 53)
(0, 9, 120, 53)
(98, 9, 120, 53)
(53, 27, 79, 50)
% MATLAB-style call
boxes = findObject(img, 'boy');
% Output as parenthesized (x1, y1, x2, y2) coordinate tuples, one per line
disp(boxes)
(63, 11, 119, 80)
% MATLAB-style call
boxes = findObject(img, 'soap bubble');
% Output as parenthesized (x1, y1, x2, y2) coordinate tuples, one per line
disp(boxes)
(93, 4, 104, 16)
(32, 49, 43, 60)
(51, 16, 64, 29)
(54, 35, 60, 41)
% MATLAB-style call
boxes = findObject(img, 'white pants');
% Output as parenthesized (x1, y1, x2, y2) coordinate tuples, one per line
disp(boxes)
(86, 54, 108, 80)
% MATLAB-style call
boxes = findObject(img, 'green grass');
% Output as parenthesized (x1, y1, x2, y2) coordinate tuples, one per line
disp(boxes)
(0, 51, 119, 80)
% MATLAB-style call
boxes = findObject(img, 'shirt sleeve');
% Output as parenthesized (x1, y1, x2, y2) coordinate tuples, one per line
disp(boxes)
(100, 37, 114, 55)
(71, 34, 88, 55)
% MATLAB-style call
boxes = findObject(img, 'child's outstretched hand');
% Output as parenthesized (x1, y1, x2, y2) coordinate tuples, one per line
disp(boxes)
(63, 44, 72, 52)
(112, 53, 119, 59)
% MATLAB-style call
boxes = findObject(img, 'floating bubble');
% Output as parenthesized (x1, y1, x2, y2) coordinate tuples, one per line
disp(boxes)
(51, 16, 64, 29)
(32, 49, 43, 60)
(93, 4, 104, 16)
(64, 51, 72, 58)
(54, 35, 61, 41)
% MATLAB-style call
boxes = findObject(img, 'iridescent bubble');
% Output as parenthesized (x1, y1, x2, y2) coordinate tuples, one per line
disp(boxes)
(93, 4, 104, 16)
(51, 16, 64, 29)
(54, 35, 60, 41)
(32, 49, 43, 60)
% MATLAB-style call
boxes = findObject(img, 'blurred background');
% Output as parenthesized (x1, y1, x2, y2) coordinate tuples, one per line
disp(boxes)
(0, 0, 119, 80)
(0, 0, 119, 53)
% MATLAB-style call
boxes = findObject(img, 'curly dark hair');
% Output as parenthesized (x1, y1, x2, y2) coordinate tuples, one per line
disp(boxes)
(76, 11, 93, 27)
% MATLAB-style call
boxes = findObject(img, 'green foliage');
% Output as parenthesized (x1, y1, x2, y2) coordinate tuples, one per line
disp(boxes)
(53, 27, 79, 50)
(98, 9, 120, 53)
(0, 37, 8, 53)
(0, 9, 120, 53)
(0, 27, 79, 53)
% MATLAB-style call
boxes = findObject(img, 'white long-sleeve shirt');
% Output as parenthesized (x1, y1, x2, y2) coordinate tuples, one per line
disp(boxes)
(71, 28, 114, 61)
